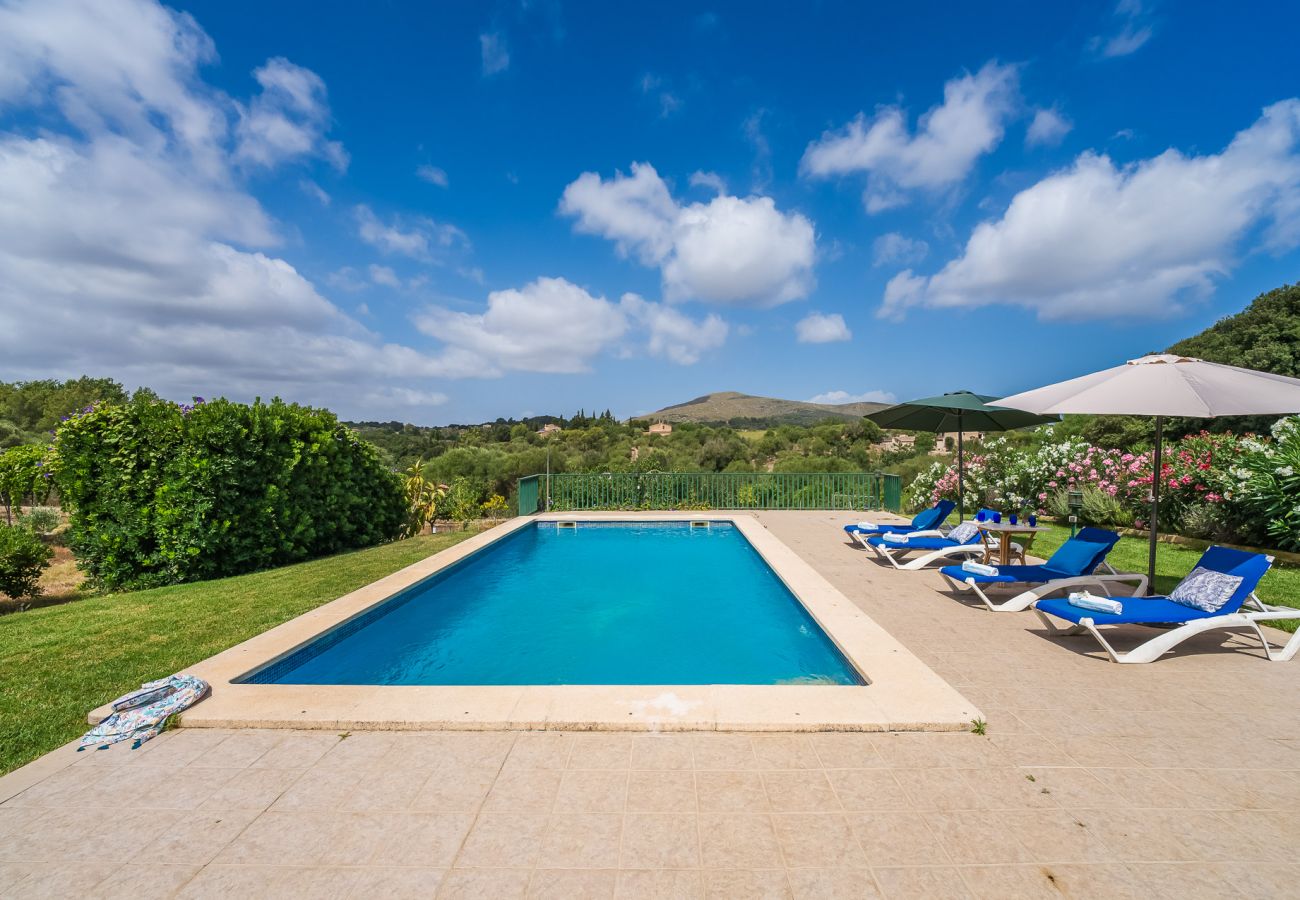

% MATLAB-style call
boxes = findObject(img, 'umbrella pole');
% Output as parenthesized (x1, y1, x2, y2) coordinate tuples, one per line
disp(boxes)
(957, 412, 964, 521)
(1147, 415, 1163, 595)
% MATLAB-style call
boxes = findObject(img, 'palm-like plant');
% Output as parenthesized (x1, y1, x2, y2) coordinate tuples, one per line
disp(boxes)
(401, 459, 445, 538)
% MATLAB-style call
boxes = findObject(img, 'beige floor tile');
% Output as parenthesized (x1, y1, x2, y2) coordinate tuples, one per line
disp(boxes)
(1213, 862, 1300, 898)
(923, 811, 1035, 865)
(956, 767, 1056, 810)
(786, 867, 883, 899)
(698, 814, 782, 868)
(631, 735, 694, 770)
(188, 731, 285, 768)
(807, 733, 886, 769)
(750, 735, 820, 770)
(90, 863, 202, 899)
(702, 869, 792, 899)
(696, 772, 769, 812)
(529, 868, 617, 899)
(270, 765, 364, 810)
(891, 767, 979, 810)
(1001, 808, 1116, 863)
(1126, 862, 1248, 899)
(506, 733, 574, 770)
(344, 866, 447, 898)
(130, 807, 260, 865)
(3, 862, 121, 898)
(870, 866, 971, 899)
(620, 814, 701, 868)
(249, 732, 341, 769)
(627, 771, 696, 812)
(956, 864, 1064, 899)
(684, 734, 755, 771)
(368, 812, 475, 867)
(538, 814, 623, 868)
(198, 766, 303, 810)
(847, 811, 951, 866)
(439, 867, 532, 899)
(568, 734, 634, 769)
(342, 766, 435, 811)
(770, 814, 867, 868)
(1082, 809, 1199, 862)
(824, 769, 911, 811)
(483, 767, 562, 812)
(555, 769, 629, 813)
(614, 869, 705, 899)
(412, 767, 498, 812)
(455, 813, 548, 868)
(762, 771, 840, 812)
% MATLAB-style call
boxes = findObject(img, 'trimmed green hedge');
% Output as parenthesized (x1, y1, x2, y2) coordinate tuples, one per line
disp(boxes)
(52, 396, 405, 589)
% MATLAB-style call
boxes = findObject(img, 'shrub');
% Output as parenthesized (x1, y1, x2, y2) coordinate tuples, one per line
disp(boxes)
(481, 494, 509, 519)
(445, 477, 483, 528)
(16, 506, 59, 535)
(51, 396, 406, 589)
(0, 523, 53, 600)
(0, 444, 52, 524)
(1225, 416, 1300, 551)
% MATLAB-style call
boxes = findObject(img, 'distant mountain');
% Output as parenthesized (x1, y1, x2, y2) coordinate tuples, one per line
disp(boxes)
(641, 391, 890, 427)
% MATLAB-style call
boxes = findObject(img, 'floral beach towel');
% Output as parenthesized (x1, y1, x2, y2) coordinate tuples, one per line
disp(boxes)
(78, 674, 210, 751)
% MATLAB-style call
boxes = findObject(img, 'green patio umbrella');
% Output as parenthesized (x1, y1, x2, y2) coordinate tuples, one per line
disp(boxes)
(866, 391, 1058, 519)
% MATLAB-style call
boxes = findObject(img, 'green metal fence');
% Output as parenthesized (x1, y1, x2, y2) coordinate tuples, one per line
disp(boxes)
(519, 472, 902, 513)
(518, 475, 540, 515)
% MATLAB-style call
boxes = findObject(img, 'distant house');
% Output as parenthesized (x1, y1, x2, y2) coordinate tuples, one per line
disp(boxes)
(933, 431, 984, 454)
(537, 423, 562, 437)
(878, 433, 916, 453)
(647, 421, 673, 435)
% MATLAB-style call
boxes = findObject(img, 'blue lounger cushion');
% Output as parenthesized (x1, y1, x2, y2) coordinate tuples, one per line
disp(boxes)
(1036, 545, 1272, 626)
(1034, 595, 1223, 625)
(938, 527, 1120, 585)
(844, 499, 955, 535)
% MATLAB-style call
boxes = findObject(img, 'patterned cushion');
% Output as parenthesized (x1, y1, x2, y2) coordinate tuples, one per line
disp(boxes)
(947, 522, 980, 544)
(1169, 566, 1243, 613)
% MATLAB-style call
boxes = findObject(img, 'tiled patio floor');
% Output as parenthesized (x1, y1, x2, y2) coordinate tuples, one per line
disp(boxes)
(2, 511, 1297, 898)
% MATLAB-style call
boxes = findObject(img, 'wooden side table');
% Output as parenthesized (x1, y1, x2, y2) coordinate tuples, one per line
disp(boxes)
(975, 522, 1049, 566)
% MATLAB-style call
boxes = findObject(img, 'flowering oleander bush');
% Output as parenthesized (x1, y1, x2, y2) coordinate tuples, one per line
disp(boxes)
(1225, 416, 1300, 551)
(906, 427, 1259, 540)
(51, 395, 406, 589)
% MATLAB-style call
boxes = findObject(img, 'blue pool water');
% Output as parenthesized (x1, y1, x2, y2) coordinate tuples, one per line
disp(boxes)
(242, 521, 862, 686)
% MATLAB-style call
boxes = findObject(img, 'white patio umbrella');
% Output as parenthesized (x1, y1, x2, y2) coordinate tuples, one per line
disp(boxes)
(995, 354, 1300, 593)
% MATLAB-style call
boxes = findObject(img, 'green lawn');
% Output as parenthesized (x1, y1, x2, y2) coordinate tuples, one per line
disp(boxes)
(0, 529, 479, 775)
(1027, 523, 1299, 632)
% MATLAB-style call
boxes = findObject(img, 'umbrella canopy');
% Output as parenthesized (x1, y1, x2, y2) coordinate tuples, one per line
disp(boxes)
(995, 354, 1300, 593)
(867, 391, 1057, 518)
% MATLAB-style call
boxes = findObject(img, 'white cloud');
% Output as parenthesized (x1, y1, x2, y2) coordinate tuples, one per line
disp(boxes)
(795, 312, 851, 344)
(299, 178, 330, 205)
(354, 204, 468, 260)
(808, 389, 896, 405)
(416, 164, 448, 187)
(878, 101, 1300, 322)
(689, 170, 726, 194)
(1091, 0, 1154, 58)
(872, 232, 929, 267)
(0, 0, 469, 422)
(414, 277, 628, 375)
(368, 264, 401, 288)
(639, 73, 682, 118)
(480, 32, 509, 75)
(559, 161, 816, 307)
(325, 266, 366, 292)
(800, 62, 1019, 212)
(621, 293, 727, 364)
(1026, 107, 1072, 148)
(234, 57, 348, 171)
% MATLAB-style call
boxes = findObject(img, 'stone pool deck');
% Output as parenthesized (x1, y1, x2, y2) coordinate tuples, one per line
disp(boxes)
(1, 510, 1298, 898)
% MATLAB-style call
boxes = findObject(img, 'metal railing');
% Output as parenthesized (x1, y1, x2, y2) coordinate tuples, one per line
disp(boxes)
(518, 472, 902, 513)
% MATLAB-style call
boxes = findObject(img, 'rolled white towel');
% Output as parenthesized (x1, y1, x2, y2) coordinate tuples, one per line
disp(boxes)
(1068, 592, 1123, 615)
(856, 521, 878, 531)
(961, 560, 998, 577)
(882, 532, 910, 544)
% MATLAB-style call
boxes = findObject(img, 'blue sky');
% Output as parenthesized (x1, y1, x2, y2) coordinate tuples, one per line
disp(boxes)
(2, 1, 1299, 423)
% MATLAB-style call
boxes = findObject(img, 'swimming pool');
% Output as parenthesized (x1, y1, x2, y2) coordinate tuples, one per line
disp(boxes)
(241, 520, 862, 686)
